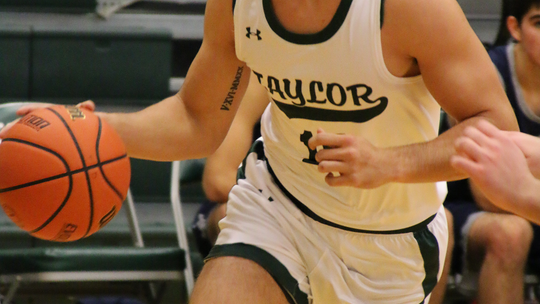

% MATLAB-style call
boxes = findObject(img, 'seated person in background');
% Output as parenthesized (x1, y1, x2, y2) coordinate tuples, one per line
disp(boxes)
(442, 0, 540, 302)
(192, 74, 269, 257)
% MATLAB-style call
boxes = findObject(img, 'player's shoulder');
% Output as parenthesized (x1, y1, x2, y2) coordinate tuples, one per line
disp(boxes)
(382, 0, 472, 46)
(383, 0, 467, 27)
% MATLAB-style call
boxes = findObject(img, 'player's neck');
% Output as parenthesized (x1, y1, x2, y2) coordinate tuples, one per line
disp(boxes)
(270, 0, 342, 34)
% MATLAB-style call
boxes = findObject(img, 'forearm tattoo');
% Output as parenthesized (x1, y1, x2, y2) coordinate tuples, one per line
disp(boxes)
(221, 66, 244, 111)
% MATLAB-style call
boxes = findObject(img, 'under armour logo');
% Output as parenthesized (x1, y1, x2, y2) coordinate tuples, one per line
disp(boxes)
(246, 27, 262, 40)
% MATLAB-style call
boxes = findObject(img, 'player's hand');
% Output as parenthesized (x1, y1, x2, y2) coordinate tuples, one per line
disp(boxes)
(0, 100, 95, 139)
(450, 120, 533, 210)
(308, 128, 385, 188)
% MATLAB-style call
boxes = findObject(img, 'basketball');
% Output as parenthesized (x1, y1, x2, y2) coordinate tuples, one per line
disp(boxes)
(0, 105, 131, 242)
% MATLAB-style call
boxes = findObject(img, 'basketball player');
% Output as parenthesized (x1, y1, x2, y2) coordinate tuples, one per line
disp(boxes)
(0, 0, 519, 302)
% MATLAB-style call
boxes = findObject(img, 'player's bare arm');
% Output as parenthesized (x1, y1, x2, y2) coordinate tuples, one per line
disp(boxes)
(98, 0, 250, 161)
(310, 0, 519, 188)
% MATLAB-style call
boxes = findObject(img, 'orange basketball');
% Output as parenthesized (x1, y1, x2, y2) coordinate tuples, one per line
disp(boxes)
(0, 105, 130, 242)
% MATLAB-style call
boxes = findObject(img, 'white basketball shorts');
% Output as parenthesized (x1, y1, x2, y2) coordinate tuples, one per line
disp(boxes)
(207, 140, 449, 304)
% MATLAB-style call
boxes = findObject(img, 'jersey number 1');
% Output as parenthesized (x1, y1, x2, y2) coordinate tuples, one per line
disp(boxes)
(300, 130, 319, 165)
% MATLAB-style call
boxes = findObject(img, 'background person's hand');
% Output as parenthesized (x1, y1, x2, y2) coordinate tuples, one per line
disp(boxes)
(450, 120, 533, 211)
(506, 131, 540, 179)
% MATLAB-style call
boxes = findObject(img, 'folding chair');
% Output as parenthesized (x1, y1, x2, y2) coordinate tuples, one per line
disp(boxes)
(0, 102, 194, 304)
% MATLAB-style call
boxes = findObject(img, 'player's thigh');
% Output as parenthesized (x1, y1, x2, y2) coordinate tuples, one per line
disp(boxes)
(190, 256, 289, 304)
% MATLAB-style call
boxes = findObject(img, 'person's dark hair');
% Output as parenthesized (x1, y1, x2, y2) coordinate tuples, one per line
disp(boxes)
(493, 0, 540, 46)
(511, 0, 540, 24)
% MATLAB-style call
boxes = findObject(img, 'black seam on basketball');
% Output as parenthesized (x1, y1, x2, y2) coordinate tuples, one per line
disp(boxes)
(95, 117, 124, 201)
(0, 153, 128, 193)
(0, 138, 72, 173)
(0, 138, 75, 234)
(29, 180, 74, 234)
(47, 108, 95, 238)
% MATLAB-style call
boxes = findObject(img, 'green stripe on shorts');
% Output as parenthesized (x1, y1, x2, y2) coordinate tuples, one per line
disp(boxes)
(207, 243, 309, 304)
(413, 228, 440, 303)
(237, 139, 265, 181)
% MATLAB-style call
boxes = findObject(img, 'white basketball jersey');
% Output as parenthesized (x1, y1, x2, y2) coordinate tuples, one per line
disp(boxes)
(233, 0, 447, 231)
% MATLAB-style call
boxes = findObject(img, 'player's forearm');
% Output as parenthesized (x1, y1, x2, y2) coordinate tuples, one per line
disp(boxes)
(385, 116, 510, 184)
(381, 140, 464, 184)
(97, 96, 223, 161)
(469, 180, 508, 213)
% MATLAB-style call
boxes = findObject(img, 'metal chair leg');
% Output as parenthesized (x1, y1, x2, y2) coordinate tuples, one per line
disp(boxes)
(3, 279, 21, 304)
